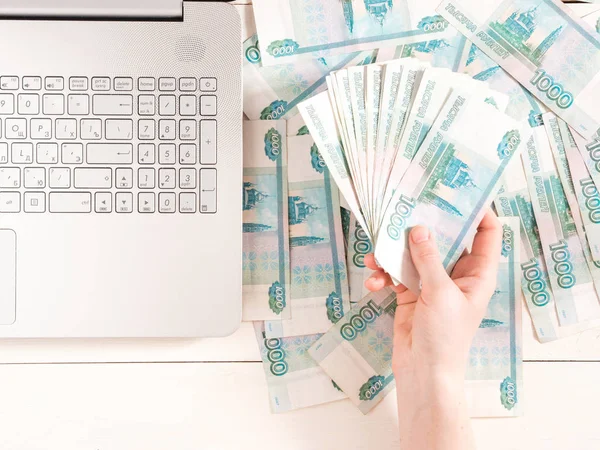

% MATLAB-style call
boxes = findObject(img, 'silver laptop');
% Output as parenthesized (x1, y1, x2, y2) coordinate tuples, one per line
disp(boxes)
(0, 0, 242, 337)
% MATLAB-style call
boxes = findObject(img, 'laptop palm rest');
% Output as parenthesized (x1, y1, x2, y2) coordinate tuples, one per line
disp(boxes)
(0, 229, 16, 325)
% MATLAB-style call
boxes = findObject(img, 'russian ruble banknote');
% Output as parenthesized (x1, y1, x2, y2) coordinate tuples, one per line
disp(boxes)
(265, 135, 350, 338)
(308, 288, 397, 414)
(544, 113, 600, 262)
(496, 162, 561, 341)
(253, 322, 346, 413)
(252, 0, 454, 67)
(465, 216, 523, 417)
(309, 216, 523, 416)
(243, 32, 377, 135)
(243, 121, 291, 321)
(375, 89, 527, 292)
(521, 124, 600, 326)
(437, 0, 600, 140)
(347, 218, 373, 304)
(298, 90, 372, 239)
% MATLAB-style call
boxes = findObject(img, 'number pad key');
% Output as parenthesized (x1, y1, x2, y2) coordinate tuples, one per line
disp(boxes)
(116, 168, 134, 189)
(159, 95, 176, 115)
(24, 167, 46, 188)
(180, 95, 197, 116)
(116, 192, 133, 213)
(179, 192, 197, 213)
(138, 192, 155, 213)
(138, 168, 155, 189)
(138, 95, 155, 115)
(159, 192, 176, 213)
(158, 144, 176, 165)
(138, 144, 155, 165)
(159, 120, 176, 140)
(159, 168, 176, 189)
(179, 120, 196, 140)
(179, 144, 197, 165)
(12, 143, 33, 164)
(138, 119, 155, 140)
(179, 168, 196, 189)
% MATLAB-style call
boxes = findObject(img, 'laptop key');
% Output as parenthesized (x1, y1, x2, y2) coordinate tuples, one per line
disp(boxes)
(0, 167, 21, 188)
(200, 168, 216, 214)
(49, 192, 91, 213)
(116, 192, 133, 213)
(87, 143, 133, 165)
(74, 168, 112, 189)
(159, 192, 176, 213)
(92, 95, 133, 116)
(0, 192, 20, 212)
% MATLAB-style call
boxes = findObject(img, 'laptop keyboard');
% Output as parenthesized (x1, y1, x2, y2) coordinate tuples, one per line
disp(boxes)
(0, 76, 218, 214)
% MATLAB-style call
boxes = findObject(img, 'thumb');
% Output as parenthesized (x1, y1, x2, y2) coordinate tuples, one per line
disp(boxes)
(409, 226, 450, 291)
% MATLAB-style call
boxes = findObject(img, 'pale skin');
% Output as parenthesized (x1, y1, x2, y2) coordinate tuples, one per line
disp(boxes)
(364, 211, 502, 450)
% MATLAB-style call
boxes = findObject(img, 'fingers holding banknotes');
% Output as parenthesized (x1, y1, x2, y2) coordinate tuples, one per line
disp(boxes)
(363, 211, 500, 450)
(364, 210, 502, 377)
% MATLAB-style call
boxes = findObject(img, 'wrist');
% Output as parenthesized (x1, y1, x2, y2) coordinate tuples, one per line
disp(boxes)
(395, 368, 473, 450)
(395, 366, 464, 413)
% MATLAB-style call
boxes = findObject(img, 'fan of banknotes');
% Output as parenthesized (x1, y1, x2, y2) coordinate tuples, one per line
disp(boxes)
(298, 60, 529, 292)
(240, 0, 600, 418)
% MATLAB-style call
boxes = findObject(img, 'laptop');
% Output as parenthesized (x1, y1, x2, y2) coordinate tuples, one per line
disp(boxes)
(0, 0, 242, 337)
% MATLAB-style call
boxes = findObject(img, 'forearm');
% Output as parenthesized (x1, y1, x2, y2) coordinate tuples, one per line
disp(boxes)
(395, 370, 475, 450)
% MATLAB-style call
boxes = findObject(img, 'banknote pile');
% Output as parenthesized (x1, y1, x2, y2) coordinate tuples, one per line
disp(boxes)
(239, 0, 600, 416)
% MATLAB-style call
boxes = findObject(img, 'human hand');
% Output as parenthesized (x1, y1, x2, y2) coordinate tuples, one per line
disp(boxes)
(364, 211, 501, 450)
(364, 210, 501, 380)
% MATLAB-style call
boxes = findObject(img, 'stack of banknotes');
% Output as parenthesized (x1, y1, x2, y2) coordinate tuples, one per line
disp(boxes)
(240, 0, 600, 416)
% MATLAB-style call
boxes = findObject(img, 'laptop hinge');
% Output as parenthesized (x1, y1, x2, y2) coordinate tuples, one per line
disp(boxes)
(0, 0, 183, 19)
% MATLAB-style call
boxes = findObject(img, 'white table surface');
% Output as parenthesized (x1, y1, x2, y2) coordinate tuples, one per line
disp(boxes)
(1, 2, 599, 449)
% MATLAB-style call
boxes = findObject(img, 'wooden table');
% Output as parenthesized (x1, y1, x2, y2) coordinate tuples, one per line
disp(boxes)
(1, 2, 598, 449)
(1, 315, 599, 449)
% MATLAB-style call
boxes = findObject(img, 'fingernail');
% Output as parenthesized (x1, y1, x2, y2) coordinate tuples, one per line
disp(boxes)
(411, 226, 430, 244)
(366, 276, 382, 287)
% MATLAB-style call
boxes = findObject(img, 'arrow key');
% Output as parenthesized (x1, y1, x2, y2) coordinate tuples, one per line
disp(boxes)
(115, 192, 133, 214)
(116, 168, 133, 189)
(95, 192, 112, 213)
(138, 192, 155, 214)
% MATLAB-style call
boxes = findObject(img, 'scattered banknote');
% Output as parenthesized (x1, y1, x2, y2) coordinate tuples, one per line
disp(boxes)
(308, 287, 397, 414)
(375, 88, 526, 292)
(437, 0, 600, 140)
(545, 113, 600, 261)
(465, 216, 523, 417)
(252, 0, 454, 67)
(347, 217, 373, 304)
(253, 322, 346, 413)
(243, 120, 291, 321)
(265, 135, 350, 338)
(521, 124, 600, 326)
(243, 33, 376, 123)
(495, 162, 562, 342)
(310, 216, 523, 416)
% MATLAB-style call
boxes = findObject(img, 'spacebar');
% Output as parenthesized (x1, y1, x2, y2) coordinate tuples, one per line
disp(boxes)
(49, 192, 92, 213)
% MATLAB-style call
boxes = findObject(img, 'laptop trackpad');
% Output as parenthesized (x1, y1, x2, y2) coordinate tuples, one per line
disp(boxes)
(0, 230, 16, 325)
